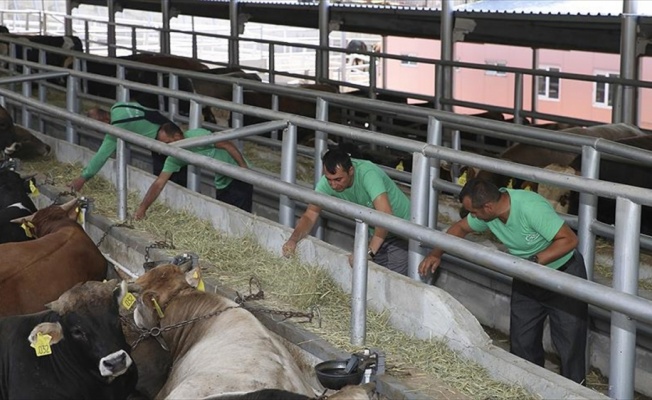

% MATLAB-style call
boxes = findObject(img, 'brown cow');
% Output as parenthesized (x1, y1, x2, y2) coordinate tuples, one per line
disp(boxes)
(130, 263, 318, 399)
(0, 198, 107, 316)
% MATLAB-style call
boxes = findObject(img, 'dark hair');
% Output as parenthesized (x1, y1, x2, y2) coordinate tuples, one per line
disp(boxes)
(87, 107, 109, 122)
(158, 122, 183, 138)
(322, 149, 353, 174)
(458, 178, 501, 208)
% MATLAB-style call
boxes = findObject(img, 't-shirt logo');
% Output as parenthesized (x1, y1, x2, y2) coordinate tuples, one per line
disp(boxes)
(525, 233, 541, 243)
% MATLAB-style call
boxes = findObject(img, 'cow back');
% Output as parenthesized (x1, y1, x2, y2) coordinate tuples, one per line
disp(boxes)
(0, 209, 106, 316)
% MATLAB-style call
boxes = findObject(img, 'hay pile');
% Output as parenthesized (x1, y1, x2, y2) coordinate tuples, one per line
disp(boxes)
(23, 155, 537, 400)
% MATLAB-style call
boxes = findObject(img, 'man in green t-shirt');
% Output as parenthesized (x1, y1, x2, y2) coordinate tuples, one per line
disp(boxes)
(282, 149, 410, 276)
(69, 102, 187, 191)
(419, 178, 587, 384)
(134, 122, 251, 220)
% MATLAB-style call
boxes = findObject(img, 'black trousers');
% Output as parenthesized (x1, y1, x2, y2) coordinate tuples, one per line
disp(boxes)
(215, 178, 253, 212)
(372, 236, 408, 276)
(510, 250, 588, 384)
(151, 151, 188, 188)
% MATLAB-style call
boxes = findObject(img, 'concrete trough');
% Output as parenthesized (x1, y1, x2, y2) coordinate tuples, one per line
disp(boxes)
(28, 128, 606, 399)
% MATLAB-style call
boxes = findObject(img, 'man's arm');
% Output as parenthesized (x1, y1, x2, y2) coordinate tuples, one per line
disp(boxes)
(533, 224, 578, 265)
(69, 135, 117, 191)
(282, 204, 322, 257)
(134, 172, 173, 220)
(215, 141, 247, 168)
(418, 218, 475, 276)
(368, 192, 393, 254)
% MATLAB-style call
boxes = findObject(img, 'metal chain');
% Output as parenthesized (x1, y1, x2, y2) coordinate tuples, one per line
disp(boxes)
(96, 221, 134, 247)
(144, 231, 176, 262)
(53, 190, 77, 205)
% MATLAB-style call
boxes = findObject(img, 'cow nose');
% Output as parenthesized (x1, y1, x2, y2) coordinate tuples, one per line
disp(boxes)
(99, 350, 132, 377)
(103, 352, 126, 371)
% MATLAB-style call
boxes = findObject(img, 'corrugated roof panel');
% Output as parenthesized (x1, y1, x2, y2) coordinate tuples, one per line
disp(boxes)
(456, 0, 652, 17)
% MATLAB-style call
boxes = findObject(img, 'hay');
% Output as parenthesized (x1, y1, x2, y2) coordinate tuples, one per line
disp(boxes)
(22, 155, 538, 400)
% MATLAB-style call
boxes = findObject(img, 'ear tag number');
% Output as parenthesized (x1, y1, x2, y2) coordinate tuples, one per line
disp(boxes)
(31, 333, 52, 357)
(121, 292, 137, 310)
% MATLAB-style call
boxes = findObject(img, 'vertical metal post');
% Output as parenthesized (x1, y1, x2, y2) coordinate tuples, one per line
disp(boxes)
(513, 73, 524, 125)
(21, 48, 31, 128)
(351, 220, 369, 346)
(161, 0, 171, 55)
(608, 197, 641, 400)
(192, 32, 198, 59)
(279, 123, 298, 227)
(107, 0, 117, 57)
(232, 83, 244, 129)
(38, 49, 47, 132)
(116, 65, 128, 102)
(440, 0, 454, 112)
(409, 152, 431, 280)
(64, 0, 73, 36)
(229, 0, 240, 67)
(186, 100, 202, 193)
(65, 59, 80, 143)
(116, 137, 128, 221)
(577, 146, 599, 280)
(84, 20, 90, 54)
(168, 74, 179, 121)
(427, 117, 443, 230)
(317, 0, 330, 82)
(340, 31, 347, 82)
(131, 27, 137, 55)
(313, 98, 329, 240)
(531, 49, 539, 124)
(269, 45, 280, 140)
(619, 2, 639, 125)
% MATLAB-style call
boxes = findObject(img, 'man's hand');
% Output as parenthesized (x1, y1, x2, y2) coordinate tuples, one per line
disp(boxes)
(133, 207, 147, 221)
(70, 177, 86, 192)
(419, 253, 442, 276)
(282, 239, 297, 257)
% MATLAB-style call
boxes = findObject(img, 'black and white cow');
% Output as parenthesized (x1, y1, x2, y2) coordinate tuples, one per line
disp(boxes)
(0, 168, 38, 244)
(0, 280, 138, 400)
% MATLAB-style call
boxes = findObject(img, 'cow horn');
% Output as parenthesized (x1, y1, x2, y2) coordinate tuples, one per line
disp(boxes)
(10, 214, 34, 224)
(19, 173, 36, 181)
(59, 198, 78, 212)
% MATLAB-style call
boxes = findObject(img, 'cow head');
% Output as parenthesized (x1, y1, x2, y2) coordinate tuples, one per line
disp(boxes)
(11, 198, 80, 237)
(0, 169, 38, 212)
(131, 263, 202, 330)
(29, 280, 134, 380)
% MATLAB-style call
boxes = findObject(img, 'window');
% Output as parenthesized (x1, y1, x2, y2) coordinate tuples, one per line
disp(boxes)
(485, 60, 507, 77)
(400, 53, 417, 66)
(594, 72, 619, 107)
(537, 66, 560, 100)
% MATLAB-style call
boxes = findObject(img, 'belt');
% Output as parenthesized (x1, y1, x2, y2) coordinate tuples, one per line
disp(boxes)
(556, 251, 576, 272)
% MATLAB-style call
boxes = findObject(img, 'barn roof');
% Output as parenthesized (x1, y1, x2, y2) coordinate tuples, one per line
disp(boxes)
(73, 0, 652, 56)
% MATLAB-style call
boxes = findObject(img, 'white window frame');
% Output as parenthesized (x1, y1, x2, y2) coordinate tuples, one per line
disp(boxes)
(485, 60, 507, 77)
(537, 65, 561, 101)
(400, 53, 417, 67)
(593, 70, 619, 108)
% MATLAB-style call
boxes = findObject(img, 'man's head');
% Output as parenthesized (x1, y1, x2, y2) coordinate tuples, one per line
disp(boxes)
(156, 122, 184, 144)
(87, 107, 110, 124)
(322, 149, 354, 192)
(458, 178, 502, 221)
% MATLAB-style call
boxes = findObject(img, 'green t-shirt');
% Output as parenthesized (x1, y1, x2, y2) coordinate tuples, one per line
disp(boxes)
(466, 188, 573, 269)
(315, 159, 410, 235)
(162, 128, 247, 190)
(81, 102, 162, 179)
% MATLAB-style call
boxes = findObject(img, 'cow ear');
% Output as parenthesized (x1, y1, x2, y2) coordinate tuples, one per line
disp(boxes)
(134, 291, 161, 329)
(127, 282, 143, 294)
(185, 266, 204, 290)
(59, 198, 78, 214)
(28, 322, 64, 346)
(113, 280, 128, 305)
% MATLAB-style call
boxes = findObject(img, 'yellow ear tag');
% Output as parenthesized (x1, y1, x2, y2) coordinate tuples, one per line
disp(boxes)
(31, 332, 52, 357)
(121, 292, 137, 310)
(152, 298, 165, 318)
(507, 179, 513, 189)
(395, 160, 404, 171)
(192, 270, 205, 292)
(76, 207, 85, 225)
(456, 171, 467, 186)
(29, 180, 40, 197)
(21, 221, 35, 238)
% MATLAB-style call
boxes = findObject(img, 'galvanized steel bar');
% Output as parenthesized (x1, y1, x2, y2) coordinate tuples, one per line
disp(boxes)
(427, 117, 443, 230)
(65, 59, 80, 143)
(313, 98, 329, 240)
(351, 220, 369, 346)
(65, 0, 73, 36)
(279, 123, 298, 227)
(619, 9, 638, 125)
(107, 0, 117, 58)
(229, 0, 239, 67)
(116, 137, 128, 220)
(232, 84, 244, 130)
(172, 120, 288, 149)
(116, 65, 128, 102)
(440, 0, 454, 113)
(20, 50, 31, 128)
(161, 0, 171, 55)
(409, 152, 430, 280)
(577, 146, 599, 280)
(317, 0, 330, 82)
(131, 27, 137, 55)
(169, 74, 179, 121)
(187, 100, 203, 192)
(609, 197, 641, 400)
(0, 71, 68, 85)
(84, 20, 90, 54)
(513, 73, 524, 125)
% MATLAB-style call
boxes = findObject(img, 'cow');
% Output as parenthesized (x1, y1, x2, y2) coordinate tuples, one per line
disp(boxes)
(0, 169, 38, 244)
(0, 279, 138, 399)
(524, 163, 577, 214)
(567, 134, 652, 235)
(198, 384, 376, 400)
(1, 198, 107, 316)
(0, 103, 50, 159)
(129, 263, 319, 399)
(0, 33, 83, 84)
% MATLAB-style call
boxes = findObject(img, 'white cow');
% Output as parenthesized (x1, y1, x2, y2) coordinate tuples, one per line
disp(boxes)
(131, 263, 374, 400)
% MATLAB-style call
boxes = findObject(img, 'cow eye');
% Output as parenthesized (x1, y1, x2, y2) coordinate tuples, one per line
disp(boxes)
(70, 327, 87, 341)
